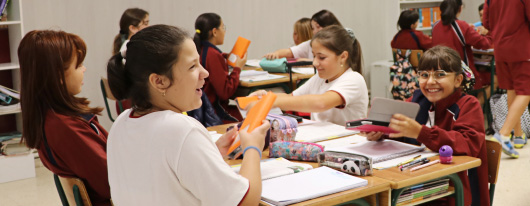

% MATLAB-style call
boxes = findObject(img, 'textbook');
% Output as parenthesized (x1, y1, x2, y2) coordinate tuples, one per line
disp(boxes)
(325, 139, 425, 163)
(226, 92, 277, 157)
(261, 166, 367, 206)
(227, 36, 251, 67)
(231, 157, 313, 180)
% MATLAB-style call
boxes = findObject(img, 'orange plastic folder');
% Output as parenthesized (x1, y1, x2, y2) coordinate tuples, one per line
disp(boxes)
(227, 36, 251, 67)
(235, 96, 259, 110)
(226, 92, 277, 156)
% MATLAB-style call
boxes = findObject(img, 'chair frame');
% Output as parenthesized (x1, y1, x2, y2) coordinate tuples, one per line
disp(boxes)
(486, 139, 501, 206)
(54, 174, 92, 206)
(100, 77, 123, 122)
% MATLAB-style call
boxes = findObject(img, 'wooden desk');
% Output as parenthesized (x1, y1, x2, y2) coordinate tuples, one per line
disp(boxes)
(373, 156, 481, 206)
(208, 124, 391, 206)
(239, 67, 315, 93)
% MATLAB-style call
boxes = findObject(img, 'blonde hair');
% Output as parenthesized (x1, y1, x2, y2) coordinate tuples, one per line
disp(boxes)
(294, 18, 312, 45)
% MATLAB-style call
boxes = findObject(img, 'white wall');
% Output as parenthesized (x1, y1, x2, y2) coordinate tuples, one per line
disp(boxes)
(21, 0, 427, 130)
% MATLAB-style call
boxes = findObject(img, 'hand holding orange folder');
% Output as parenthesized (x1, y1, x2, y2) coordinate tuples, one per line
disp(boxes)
(227, 92, 277, 157)
(235, 96, 259, 110)
(227, 36, 251, 67)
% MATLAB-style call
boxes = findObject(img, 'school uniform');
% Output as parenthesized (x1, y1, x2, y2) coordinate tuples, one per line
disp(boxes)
(432, 20, 492, 90)
(390, 29, 433, 50)
(409, 89, 489, 206)
(200, 41, 242, 122)
(483, 0, 530, 95)
(290, 40, 314, 59)
(38, 111, 110, 206)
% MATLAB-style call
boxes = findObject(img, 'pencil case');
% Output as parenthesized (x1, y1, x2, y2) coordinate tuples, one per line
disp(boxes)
(259, 58, 287, 73)
(267, 114, 298, 142)
(317, 151, 373, 176)
(269, 141, 324, 162)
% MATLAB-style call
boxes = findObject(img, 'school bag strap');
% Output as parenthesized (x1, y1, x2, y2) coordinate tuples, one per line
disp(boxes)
(450, 21, 469, 65)
(409, 31, 423, 50)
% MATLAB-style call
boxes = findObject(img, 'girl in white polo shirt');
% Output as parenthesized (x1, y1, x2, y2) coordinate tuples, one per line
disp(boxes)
(251, 25, 368, 126)
(106, 25, 269, 206)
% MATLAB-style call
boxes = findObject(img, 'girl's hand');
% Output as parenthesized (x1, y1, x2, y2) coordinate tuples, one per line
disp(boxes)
(360, 131, 385, 141)
(264, 52, 279, 60)
(240, 120, 270, 153)
(216, 125, 238, 156)
(235, 53, 248, 68)
(248, 90, 267, 98)
(388, 114, 422, 139)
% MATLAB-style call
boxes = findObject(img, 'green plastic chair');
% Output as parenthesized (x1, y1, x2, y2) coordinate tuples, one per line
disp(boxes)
(54, 174, 92, 206)
(100, 77, 123, 122)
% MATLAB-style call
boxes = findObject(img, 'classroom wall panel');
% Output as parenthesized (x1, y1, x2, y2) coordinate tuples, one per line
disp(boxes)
(22, 0, 398, 130)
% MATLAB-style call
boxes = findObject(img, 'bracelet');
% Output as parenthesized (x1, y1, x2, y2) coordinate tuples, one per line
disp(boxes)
(243, 146, 262, 158)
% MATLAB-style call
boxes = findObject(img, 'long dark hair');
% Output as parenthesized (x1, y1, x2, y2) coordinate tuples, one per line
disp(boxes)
(311, 10, 343, 28)
(19, 30, 102, 148)
(112, 8, 149, 54)
(398, 10, 420, 30)
(193, 13, 221, 53)
(312, 25, 363, 74)
(107, 25, 188, 112)
(440, 0, 462, 25)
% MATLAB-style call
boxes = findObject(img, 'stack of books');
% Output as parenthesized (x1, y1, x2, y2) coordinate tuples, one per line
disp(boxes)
(0, 84, 20, 115)
(0, 132, 30, 156)
(396, 179, 450, 206)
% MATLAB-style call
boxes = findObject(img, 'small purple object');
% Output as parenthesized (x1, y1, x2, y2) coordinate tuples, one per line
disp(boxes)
(439, 145, 453, 164)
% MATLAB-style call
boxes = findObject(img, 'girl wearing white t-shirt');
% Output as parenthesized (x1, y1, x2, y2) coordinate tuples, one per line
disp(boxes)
(112, 8, 149, 55)
(264, 9, 343, 60)
(106, 25, 269, 206)
(251, 25, 368, 126)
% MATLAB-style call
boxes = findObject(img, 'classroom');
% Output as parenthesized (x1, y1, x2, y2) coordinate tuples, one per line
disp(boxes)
(0, 0, 529, 205)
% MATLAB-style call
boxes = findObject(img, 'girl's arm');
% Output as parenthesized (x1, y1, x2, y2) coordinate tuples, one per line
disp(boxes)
(463, 21, 492, 50)
(273, 91, 343, 113)
(264, 48, 294, 60)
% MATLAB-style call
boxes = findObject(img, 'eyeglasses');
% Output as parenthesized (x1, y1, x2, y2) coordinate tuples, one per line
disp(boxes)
(418, 70, 454, 81)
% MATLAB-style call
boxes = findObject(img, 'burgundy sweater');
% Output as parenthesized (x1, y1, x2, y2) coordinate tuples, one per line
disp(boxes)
(391, 29, 433, 50)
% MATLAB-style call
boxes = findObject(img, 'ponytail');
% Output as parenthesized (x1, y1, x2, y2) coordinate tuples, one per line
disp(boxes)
(440, 0, 462, 25)
(112, 33, 127, 54)
(351, 40, 363, 74)
(194, 13, 221, 53)
(107, 53, 129, 101)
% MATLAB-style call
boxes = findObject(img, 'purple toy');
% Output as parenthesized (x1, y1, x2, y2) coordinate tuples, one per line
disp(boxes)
(439, 145, 453, 164)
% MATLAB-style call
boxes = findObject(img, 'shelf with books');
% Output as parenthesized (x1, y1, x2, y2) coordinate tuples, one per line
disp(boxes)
(399, 0, 443, 10)
(398, 186, 455, 206)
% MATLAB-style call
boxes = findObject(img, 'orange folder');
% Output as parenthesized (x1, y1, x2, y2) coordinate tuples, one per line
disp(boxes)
(227, 36, 251, 67)
(235, 96, 259, 110)
(226, 92, 277, 156)
(421, 8, 431, 28)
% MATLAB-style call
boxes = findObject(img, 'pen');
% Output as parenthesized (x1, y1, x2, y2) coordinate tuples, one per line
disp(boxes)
(396, 155, 422, 167)
(400, 159, 429, 171)
(410, 159, 440, 172)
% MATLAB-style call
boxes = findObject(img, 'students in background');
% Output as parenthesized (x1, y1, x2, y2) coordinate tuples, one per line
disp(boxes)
(484, 0, 530, 155)
(471, 3, 487, 34)
(251, 25, 368, 126)
(106, 24, 269, 206)
(193, 13, 246, 122)
(112, 8, 149, 113)
(19, 30, 111, 206)
(365, 46, 489, 206)
(432, 0, 491, 92)
(390, 10, 432, 50)
(293, 17, 313, 45)
(264, 9, 343, 60)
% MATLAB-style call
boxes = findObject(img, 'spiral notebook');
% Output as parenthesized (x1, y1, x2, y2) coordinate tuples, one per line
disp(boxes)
(325, 139, 425, 163)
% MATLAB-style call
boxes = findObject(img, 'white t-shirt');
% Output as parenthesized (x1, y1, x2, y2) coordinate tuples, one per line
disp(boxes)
(107, 110, 249, 206)
(290, 40, 314, 59)
(292, 69, 368, 125)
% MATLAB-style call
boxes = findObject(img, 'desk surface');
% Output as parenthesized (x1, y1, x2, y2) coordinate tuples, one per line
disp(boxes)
(239, 67, 314, 88)
(373, 156, 481, 189)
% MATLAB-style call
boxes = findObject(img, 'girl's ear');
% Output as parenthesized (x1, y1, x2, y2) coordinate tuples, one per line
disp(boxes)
(340, 51, 349, 65)
(129, 25, 139, 36)
(148, 73, 171, 94)
(454, 73, 464, 88)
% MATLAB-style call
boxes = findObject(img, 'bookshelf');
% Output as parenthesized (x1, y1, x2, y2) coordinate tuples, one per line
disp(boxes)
(399, 0, 443, 35)
(0, 0, 24, 133)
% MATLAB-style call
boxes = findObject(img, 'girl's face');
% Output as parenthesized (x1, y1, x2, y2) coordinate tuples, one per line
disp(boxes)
(311, 20, 322, 35)
(164, 39, 209, 112)
(418, 68, 463, 104)
(411, 20, 419, 30)
(311, 39, 347, 82)
(129, 15, 150, 37)
(213, 20, 226, 45)
(64, 55, 86, 96)
(293, 28, 300, 45)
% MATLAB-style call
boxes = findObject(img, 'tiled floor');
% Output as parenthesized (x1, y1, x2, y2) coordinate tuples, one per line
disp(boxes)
(1, 138, 529, 206)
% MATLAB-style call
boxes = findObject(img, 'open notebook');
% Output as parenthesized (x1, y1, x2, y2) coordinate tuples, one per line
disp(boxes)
(296, 121, 357, 143)
(326, 139, 425, 163)
(231, 157, 313, 180)
(261, 166, 367, 206)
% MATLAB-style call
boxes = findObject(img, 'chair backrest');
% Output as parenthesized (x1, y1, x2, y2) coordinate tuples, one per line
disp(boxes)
(486, 139, 501, 184)
(392, 49, 423, 68)
(54, 174, 92, 206)
(100, 77, 123, 122)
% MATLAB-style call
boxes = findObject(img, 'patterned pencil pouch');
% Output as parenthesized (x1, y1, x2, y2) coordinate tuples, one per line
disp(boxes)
(269, 141, 324, 162)
(267, 114, 298, 142)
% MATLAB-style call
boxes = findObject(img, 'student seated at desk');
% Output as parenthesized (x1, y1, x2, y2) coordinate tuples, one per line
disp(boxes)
(364, 46, 489, 206)
(293, 17, 313, 46)
(19, 30, 111, 205)
(106, 25, 270, 206)
(264, 9, 343, 60)
(194, 13, 246, 122)
(390, 10, 432, 51)
(251, 25, 368, 126)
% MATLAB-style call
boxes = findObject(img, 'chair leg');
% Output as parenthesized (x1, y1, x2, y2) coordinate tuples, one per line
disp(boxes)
(489, 183, 495, 206)
(73, 185, 84, 206)
(54, 174, 69, 206)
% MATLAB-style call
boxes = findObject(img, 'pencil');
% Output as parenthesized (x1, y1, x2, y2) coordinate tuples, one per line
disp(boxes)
(410, 160, 440, 172)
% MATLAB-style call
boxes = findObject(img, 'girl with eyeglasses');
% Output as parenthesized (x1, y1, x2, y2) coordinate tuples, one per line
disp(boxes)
(365, 46, 489, 206)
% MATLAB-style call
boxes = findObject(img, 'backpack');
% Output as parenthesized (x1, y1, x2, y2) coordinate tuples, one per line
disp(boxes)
(489, 93, 530, 136)
(390, 49, 419, 101)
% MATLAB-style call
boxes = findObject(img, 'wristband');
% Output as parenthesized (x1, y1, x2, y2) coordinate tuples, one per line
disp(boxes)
(243, 146, 262, 158)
